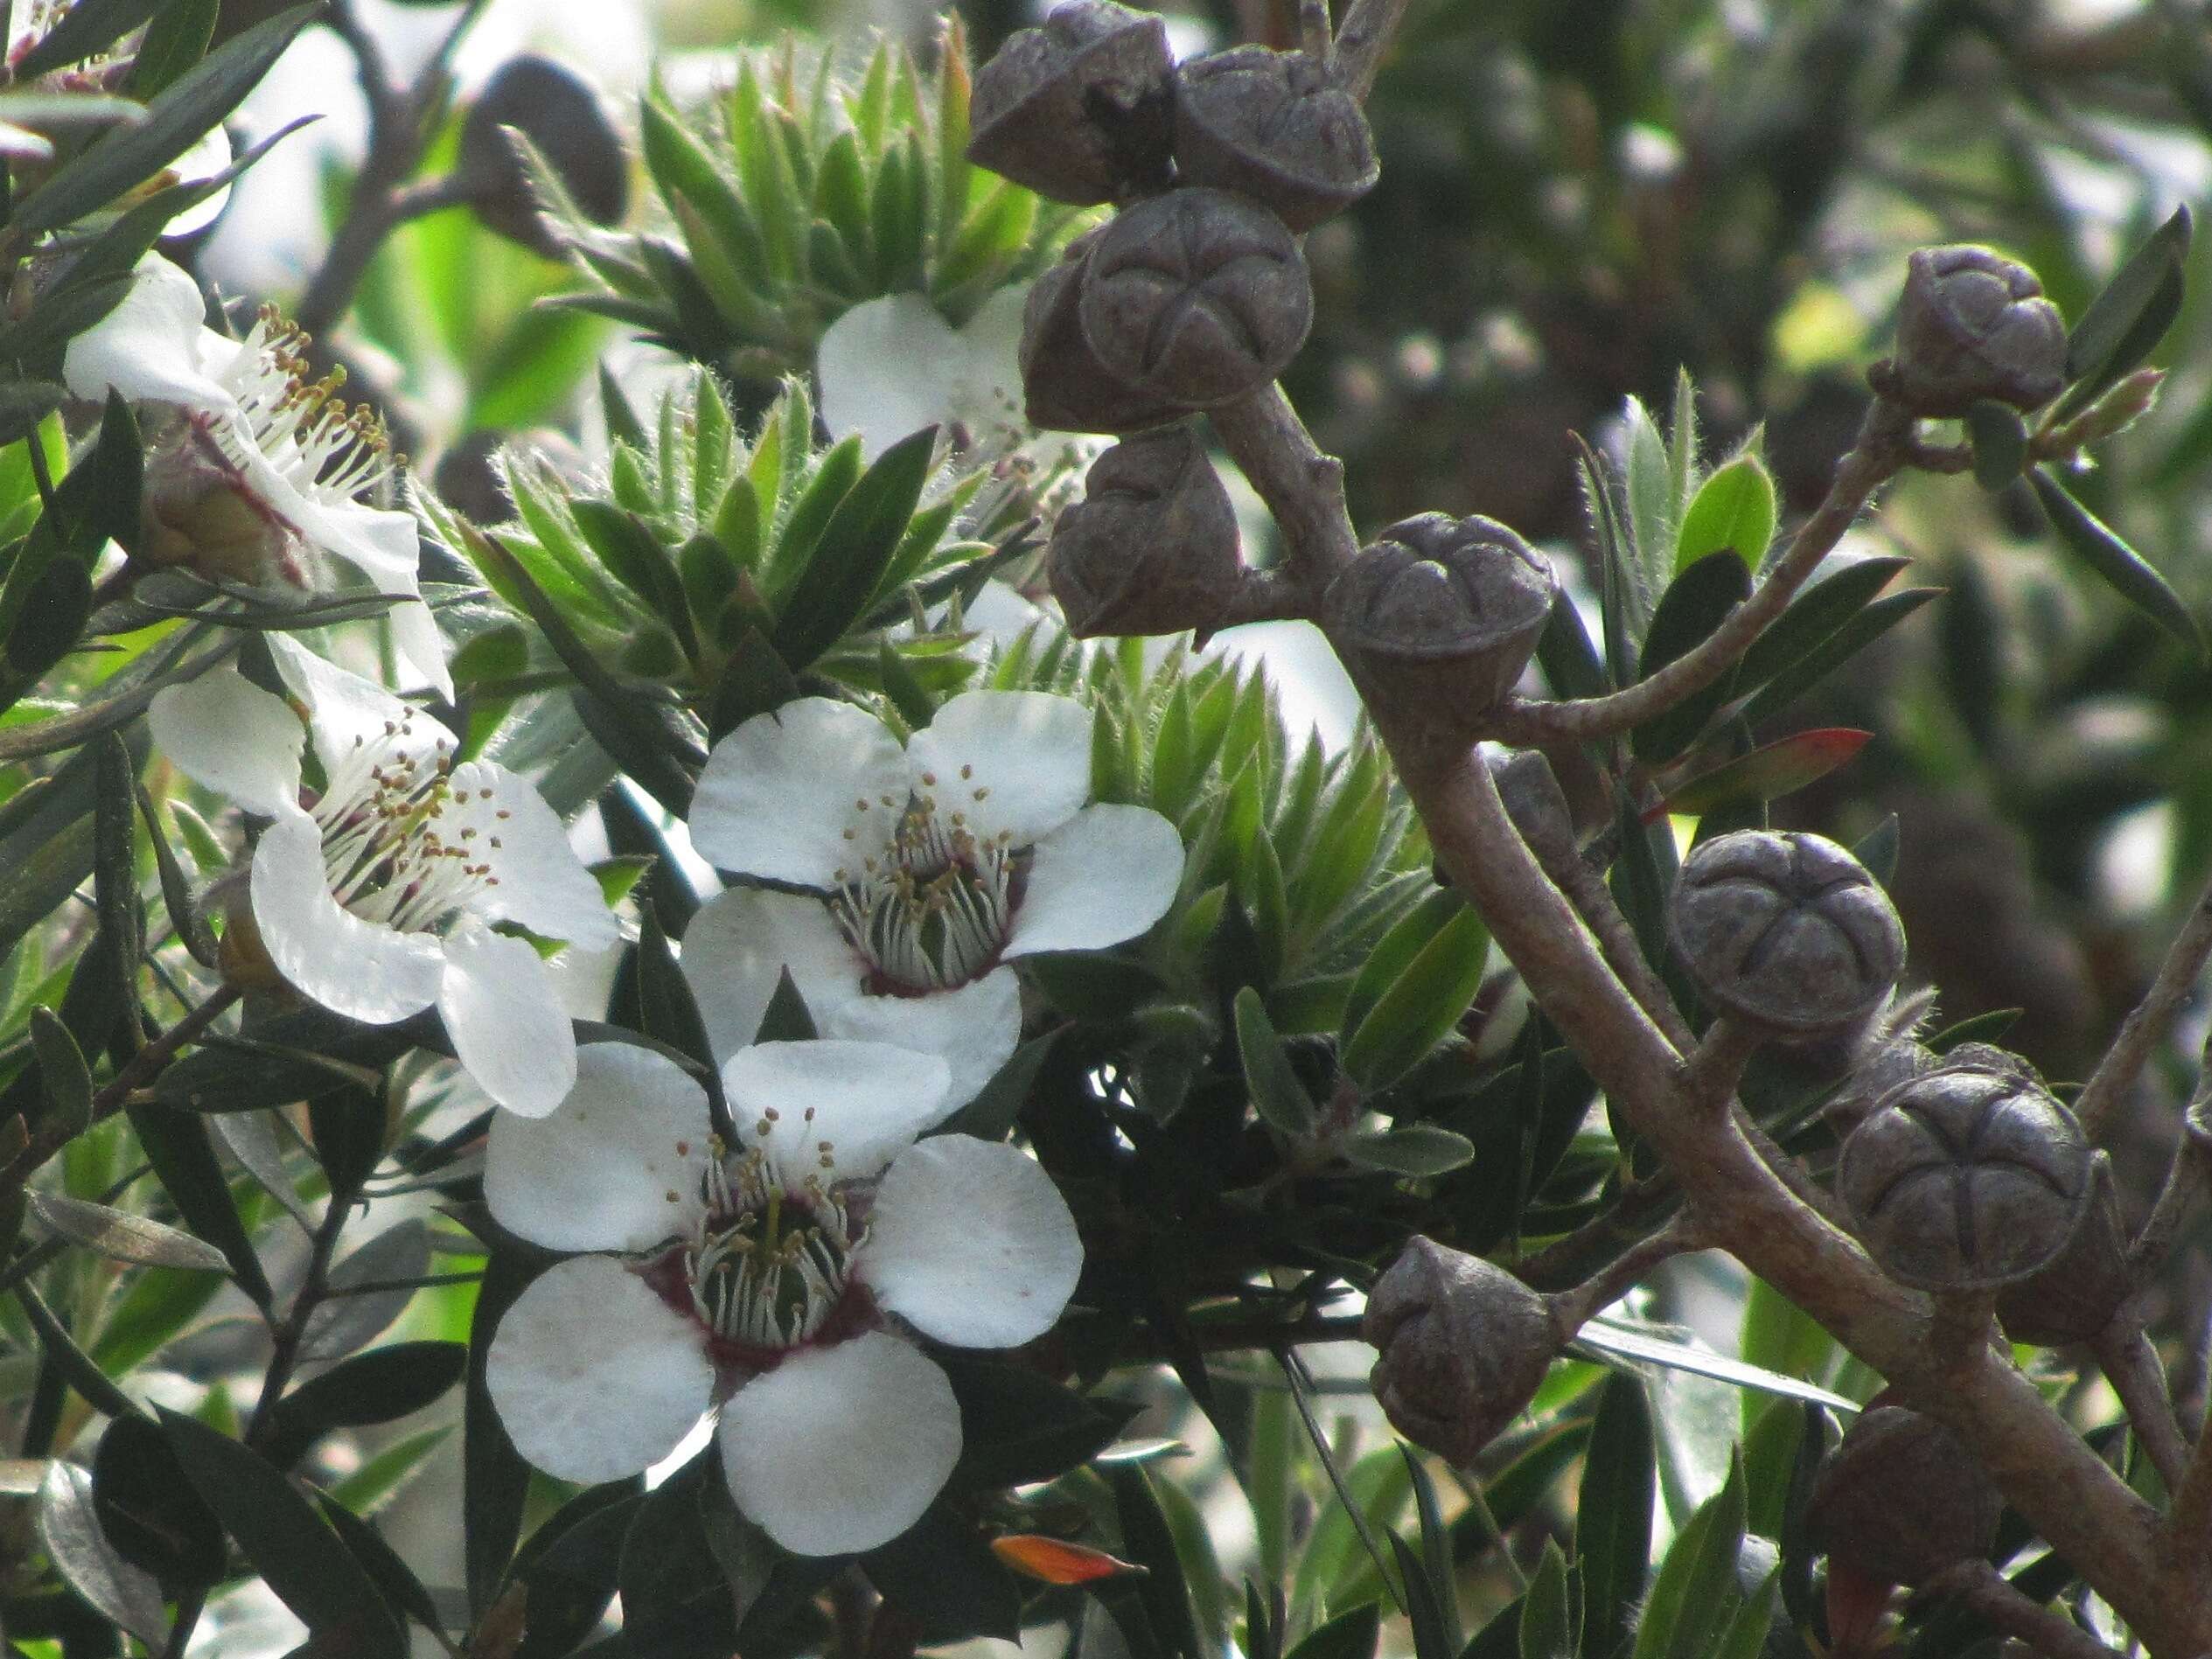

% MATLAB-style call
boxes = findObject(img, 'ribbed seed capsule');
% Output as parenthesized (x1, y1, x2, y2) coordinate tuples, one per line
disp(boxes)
(1885, 245, 2067, 417)
(1808, 1406, 2001, 1586)
(1171, 46, 1378, 231)
(1018, 237, 1184, 436)
(966, 0, 1174, 205)
(1049, 423, 1244, 637)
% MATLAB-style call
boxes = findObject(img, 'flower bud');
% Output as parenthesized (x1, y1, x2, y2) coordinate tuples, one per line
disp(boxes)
(1886, 246, 2066, 417)
(1049, 423, 1242, 636)
(1837, 1061, 2092, 1292)
(1362, 1237, 1561, 1465)
(1324, 515, 1557, 719)
(966, 0, 1174, 205)
(1170, 47, 1378, 231)
(1078, 188, 1313, 409)
(1485, 747, 1578, 868)
(136, 408, 310, 587)
(457, 56, 629, 257)
(1994, 1152, 2132, 1346)
(1808, 1406, 2000, 1586)
(1668, 831, 1903, 1047)
(1018, 237, 1184, 436)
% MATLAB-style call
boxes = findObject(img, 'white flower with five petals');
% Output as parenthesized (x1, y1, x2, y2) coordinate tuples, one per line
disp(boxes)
(62, 254, 450, 699)
(483, 1039, 1083, 1555)
(681, 690, 1185, 1107)
(148, 634, 617, 1115)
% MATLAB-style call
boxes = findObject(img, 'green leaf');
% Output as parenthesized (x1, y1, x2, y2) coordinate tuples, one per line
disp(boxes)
(1341, 903, 1490, 1094)
(862, 1501, 1022, 1642)
(1732, 556, 1906, 694)
(2055, 205, 2191, 422)
(464, 1251, 535, 1617)
(1674, 454, 1776, 575)
(2028, 466, 2205, 656)
(1736, 589, 1942, 728)
(159, 1407, 408, 1652)
(1577, 1370, 1655, 1659)
(9, 4, 320, 234)
(1284, 1604, 1379, 1659)
(14, 0, 164, 78)
(1657, 728, 1870, 817)
(1713, 1570, 1778, 1659)
(26, 1191, 230, 1272)
(93, 1412, 225, 1589)
(1630, 1454, 1746, 1659)
(126, 1098, 274, 1304)
(1391, 1533, 1456, 1659)
(1113, 1466, 1205, 1659)
(314, 1489, 449, 1641)
(1342, 1124, 1476, 1175)
(1519, 1537, 1576, 1659)
(129, 0, 220, 99)
(1964, 400, 2029, 491)
(752, 965, 817, 1043)
(1232, 986, 1315, 1137)
(26, 1007, 89, 1144)
(1622, 394, 1672, 610)
(265, 1342, 469, 1470)
(769, 425, 937, 670)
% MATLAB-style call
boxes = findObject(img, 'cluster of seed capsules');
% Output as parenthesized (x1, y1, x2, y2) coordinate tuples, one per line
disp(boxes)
(967, 2, 1566, 706)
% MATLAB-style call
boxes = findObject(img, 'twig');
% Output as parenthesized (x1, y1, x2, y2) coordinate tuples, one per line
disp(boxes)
(1920, 1560, 2120, 1659)
(1547, 1214, 1709, 1331)
(244, 1188, 353, 1451)
(1484, 397, 1915, 748)
(2076, 868, 2212, 1144)
(2099, 1327, 2192, 1496)
(1683, 1019, 1762, 1112)
(1209, 386, 1359, 594)
(1331, 0, 1413, 100)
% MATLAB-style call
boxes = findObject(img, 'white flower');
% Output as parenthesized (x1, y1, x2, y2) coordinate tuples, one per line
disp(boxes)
(148, 634, 617, 1115)
(681, 690, 1185, 1106)
(62, 254, 450, 700)
(483, 1039, 1083, 1555)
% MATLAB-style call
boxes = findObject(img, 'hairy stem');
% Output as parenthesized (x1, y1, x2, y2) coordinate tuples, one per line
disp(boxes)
(2076, 868, 2212, 1143)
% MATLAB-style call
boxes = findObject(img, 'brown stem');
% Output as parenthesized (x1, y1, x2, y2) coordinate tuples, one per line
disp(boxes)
(1547, 1216, 1708, 1331)
(1684, 1018, 1762, 1112)
(1920, 1560, 2120, 1659)
(1485, 398, 1914, 749)
(1331, 0, 1413, 99)
(2076, 868, 2212, 1144)
(1209, 386, 1360, 591)
(244, 1189, 352, 1451)
(2099, 1326, 2191, 1495)
(1553, 846, 1689, 1049)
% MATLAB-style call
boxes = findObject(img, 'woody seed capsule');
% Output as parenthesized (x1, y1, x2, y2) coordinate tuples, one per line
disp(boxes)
(1171, 46, 1379, 231)
(1324, 515, 1557, 719)
(966, 0, 1174, 206)
(1886, 246, 2067, 417)
(1362, 1237, 1560, 1466)
(1019, 236, 1185, 436)
(1668, 830, 1903, 1046)
(1485, 747, 1578, 868)
(1837, 1061, 2092, 1292)
(1050, 424, 1243, 636)
(1808, 1406, 2001, 1586)
(1078, 188, 1313, 409)
(1994, 1153, 2132, 1346)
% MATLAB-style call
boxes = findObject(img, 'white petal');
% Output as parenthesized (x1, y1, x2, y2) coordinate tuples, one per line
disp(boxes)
(688, 699, 907, 887)
(946, 285, 1031, 450)
(814, 967, 1022, 1112)
(721, 1040, 951, 1187)
(444, 761, 618, 951)
(317, 505, 448, 701)
(818, 295, 963, 462)
(488, 1255, 714, 1485)
(251, 808, 443, 1023)
(905, 691, 1092, 848)
(716, 1334, 960, 1555)
(383, 591, 454, 702)
(262, 632, 455, 783)
(485, 1042, 713, 1251)
(680, 886, 866, 1063)
(862, 1136, 1082, 1349)
(436, 921, 578, 1118)
(1003, 804, 1184, 958)
(61, 255, 234, 410)
(147, 668, 303, 817)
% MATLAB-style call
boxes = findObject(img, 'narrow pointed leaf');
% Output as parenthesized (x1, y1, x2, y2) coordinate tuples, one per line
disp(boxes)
(1674, 454, 1776, 575)
(1652, 728, 1870, 819)
(27, 1191, 230, 1272)
(1233, 986, 1315, 1136)
(2029, 466, 2205, 655)
(2055, 205, 2191, 422)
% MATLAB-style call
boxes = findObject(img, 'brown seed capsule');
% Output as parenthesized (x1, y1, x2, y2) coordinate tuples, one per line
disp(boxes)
(1050, 423, 1243, 636)
(456, 56, 629, 257)
(1668, 831, 1904, 1046)
(1994, 1153, 2133, 1346)
(1078, 188, 1313, 408)
(966, 0, 1174, 205)
(1485, 747, 1578, 868)
(1171, 46, 1378, 231)
(1362, 1237, 1561, 1466)
(1885, 246, 2067, 417)
(1808, 1406, 2001, 1586)
(1324, 515, 1558, 717)
(1837, 1063, 2093, 1292)
(1019, 237, 1185, 436)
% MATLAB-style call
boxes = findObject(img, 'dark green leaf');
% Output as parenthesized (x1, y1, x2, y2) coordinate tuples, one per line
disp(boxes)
(312, 1490, 446, 1637)
(862, 1502, 1021, 1641)
(1113, 1466, 1204, 1659)
(2028, 466, 2204, 655)
(129, 0, 221, 99)
(1342, 903, 1490, 1094)
(17, 1282, 143, 1421)
(511, 1482, 643, 1659)
(159, 1407, 406, 1651)
(10, 4, 319, 233)
(751, 965, 817, 1043)
(1629, 1455, 1746, 1659)
(1852, 815, 1899, 887)
(139, 784, 217, 966)
(1343, 1125, 1477, 1175)
(1964, 401, 2028, 491)
(1736, 589, 1942, 728)
(1391, 1534, 1455, 1659)
(93, 1412, 225, 1590)
(125, 1098, 272, 1304)
(634, 898, 712, 1068)
(1233, 986, 1315, 1137)
(1634, 551, 1753, 763)
(618, 1450, 743, 1657)
(14, 0, 163, 78)
(26, 1009, 90, 1145)
(570, 498, 697, 663)
(465, 1251, 535, 1617)
(307, 1081, 385, 1202)
(301, 1218, 430, 1361)
(769, 425, 937, 670)
(2055, 205, 2191, 422)
(1733, 556, 1909, 694)
(1577, 1370, 1654, 1659)
(1283, 1604, 1379, 1659)
(1519, 1537, 1575, 1659)
(939, 1350, 1134, 1488)
(265, 1342, 468, 1470)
